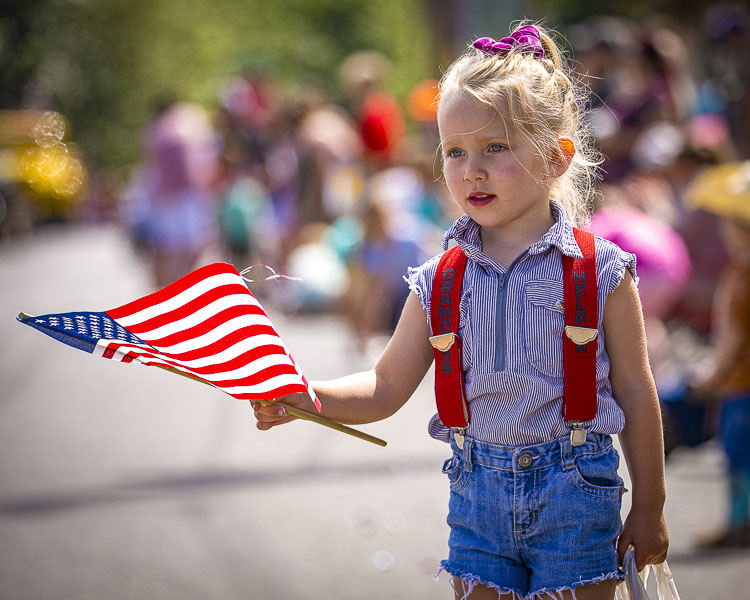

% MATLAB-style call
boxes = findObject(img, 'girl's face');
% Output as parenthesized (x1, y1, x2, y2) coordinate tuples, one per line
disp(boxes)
(438, 91, 554, 236)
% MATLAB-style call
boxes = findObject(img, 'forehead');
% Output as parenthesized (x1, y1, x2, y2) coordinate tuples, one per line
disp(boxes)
(437, 90, 509, 142)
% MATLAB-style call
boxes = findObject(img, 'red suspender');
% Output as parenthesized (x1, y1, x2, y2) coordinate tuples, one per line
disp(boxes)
(562, 228, 599, 436)
(431, 229, 599, 442)
(429, 245, 470, 428)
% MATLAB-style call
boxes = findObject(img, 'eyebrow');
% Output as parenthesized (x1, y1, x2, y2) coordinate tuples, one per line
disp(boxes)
(441, 134, 511, 145)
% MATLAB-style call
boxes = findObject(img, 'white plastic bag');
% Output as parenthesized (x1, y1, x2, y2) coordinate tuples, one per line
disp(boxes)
(615, 548, 681, 600)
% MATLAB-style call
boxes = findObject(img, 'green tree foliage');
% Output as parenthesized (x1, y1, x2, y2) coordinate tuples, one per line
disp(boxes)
(1, 0, 431, 169)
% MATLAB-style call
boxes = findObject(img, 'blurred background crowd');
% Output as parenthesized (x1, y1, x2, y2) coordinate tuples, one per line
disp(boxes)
(2, 0, 750, 550)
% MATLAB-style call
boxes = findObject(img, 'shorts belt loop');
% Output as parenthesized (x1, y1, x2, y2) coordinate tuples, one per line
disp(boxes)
(560, 436, 575, 471)
(462, 438, 473, 473)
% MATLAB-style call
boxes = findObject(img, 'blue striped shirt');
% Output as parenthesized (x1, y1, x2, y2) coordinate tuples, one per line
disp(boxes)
(406, 201, 638, 446)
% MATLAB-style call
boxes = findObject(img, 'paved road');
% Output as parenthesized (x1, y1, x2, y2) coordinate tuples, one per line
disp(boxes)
(1, 225, 748, 599)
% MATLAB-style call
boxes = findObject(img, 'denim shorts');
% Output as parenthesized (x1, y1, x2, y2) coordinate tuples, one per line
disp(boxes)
(439, 431, 625, 599)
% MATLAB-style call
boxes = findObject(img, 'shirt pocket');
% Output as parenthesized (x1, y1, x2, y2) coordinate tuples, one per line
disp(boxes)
(523, 279, 565, 379)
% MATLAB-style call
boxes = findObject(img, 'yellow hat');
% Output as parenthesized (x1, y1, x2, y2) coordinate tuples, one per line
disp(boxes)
(685, 161, 750, 226)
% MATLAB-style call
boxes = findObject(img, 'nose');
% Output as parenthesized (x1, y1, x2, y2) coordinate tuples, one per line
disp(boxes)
(463, 158, 487, 183)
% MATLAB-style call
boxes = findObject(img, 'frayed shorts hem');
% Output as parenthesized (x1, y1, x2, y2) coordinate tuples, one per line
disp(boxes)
(436, 562, 525, 600)
(436, 561, 624, 600)
(531, 570, 624, 599)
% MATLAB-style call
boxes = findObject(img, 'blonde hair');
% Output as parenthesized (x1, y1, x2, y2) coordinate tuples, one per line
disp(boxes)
(438, 21, 601, 226)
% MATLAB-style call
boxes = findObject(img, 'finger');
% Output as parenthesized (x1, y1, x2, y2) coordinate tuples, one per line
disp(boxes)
(256, 414, 296, 430)
(616, 536, 632, 567)
(256, 405, 289, 418)
(254, 408, 289, 426)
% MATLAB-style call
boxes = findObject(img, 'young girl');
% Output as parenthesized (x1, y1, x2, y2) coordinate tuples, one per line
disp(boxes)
(253, 22, 669, 600)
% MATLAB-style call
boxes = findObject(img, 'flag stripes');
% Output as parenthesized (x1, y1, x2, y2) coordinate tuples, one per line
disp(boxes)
(22, 262, 319, 408)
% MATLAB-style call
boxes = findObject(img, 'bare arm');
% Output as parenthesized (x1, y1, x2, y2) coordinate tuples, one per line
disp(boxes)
(604, 271, 669, 570)
(254, 292, 434, 428)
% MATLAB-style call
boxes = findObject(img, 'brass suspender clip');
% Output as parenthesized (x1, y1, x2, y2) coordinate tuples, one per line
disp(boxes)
(567, 422, 588, 447)
(429, 333, 457, 352)
(564, 326, 598, 346)
(452, 426, 467, 450)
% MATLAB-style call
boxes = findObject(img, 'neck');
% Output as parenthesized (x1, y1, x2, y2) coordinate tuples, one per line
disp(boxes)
(479, 208, 556, 268)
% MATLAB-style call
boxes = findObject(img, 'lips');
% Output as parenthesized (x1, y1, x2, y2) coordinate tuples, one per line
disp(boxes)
(467, 192, 496, 206)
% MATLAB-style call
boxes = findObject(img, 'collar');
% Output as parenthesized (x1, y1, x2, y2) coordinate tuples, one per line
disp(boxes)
(442, 199, 584, 265)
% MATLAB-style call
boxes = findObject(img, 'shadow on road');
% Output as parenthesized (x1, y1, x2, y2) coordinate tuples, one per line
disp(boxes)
(0, 457, 439, 517)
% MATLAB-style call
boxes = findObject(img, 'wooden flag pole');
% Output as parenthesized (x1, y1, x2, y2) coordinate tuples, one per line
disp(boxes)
(151, 364, 387, 447)
(18, 312, 387, 447)
(258, 399, 388, 447)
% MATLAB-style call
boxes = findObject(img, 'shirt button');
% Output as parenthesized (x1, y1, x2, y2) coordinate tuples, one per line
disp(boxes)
(518, 453, 533, 468)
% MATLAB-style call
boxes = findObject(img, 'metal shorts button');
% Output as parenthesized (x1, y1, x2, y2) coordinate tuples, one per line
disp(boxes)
(518, 453, 533, 468)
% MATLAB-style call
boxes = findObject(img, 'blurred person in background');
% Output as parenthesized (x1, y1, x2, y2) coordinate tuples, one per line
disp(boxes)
(580, 18, 698, 184)
(278, 221, 350, 313)
(120, 98, 219, 288)
(216, 158, 278, 268)
(704, 2, 750, 159)
(339, 50, 406, 172)
(344, 197, 428, 356)
(693, 213, 750, 548)
(217, 64, 279, 181)
(665, 115, 734, 335)
(296, 81, 364, 222)
(262, 99, 316, 264)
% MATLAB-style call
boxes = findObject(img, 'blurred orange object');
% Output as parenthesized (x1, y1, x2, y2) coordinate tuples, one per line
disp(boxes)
(407, 79, 439, 122)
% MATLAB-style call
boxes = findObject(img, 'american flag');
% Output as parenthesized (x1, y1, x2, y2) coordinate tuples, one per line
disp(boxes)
(18, 262, 320, 409)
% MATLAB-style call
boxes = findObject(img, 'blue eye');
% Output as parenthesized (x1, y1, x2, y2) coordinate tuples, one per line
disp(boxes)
(447, 148, 464, 158)
(489, 143, 506, 153)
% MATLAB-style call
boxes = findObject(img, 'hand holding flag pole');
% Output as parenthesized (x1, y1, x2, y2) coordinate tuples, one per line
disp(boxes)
(146, 360, 387, 447)
(17, 263, 387, 447)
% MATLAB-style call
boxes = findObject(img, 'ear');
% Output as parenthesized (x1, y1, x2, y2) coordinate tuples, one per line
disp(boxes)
(550, 136, 575, 178)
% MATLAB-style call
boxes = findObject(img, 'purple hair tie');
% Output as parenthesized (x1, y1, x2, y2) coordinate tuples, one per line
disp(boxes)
(473, 25, 545, 59)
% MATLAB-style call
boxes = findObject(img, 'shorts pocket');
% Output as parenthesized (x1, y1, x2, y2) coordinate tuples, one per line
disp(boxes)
(524, 280, 565, 378)
(442, 452, 470, 492)
(568, 446, 624, 498)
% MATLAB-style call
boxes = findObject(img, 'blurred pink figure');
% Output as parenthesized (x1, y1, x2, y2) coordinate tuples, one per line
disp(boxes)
(589, 203, 691, 319)
(137, 102, 219, 287)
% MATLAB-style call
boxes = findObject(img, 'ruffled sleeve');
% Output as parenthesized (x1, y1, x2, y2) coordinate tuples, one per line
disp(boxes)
(594, 236, 639, 299)
(404, 253, 442, 323)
